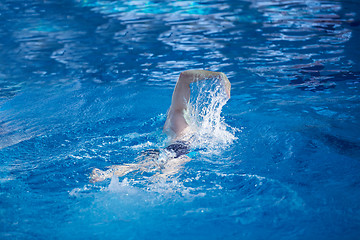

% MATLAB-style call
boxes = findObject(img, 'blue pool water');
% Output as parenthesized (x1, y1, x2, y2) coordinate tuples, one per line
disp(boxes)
(1, 0, 360, 239)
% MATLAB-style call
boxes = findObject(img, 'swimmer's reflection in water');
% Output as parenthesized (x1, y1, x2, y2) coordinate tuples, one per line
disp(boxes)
(90, 70, 231, 182)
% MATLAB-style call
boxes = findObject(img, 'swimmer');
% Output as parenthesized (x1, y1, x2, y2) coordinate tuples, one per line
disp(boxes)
(90, 70, 231, 182)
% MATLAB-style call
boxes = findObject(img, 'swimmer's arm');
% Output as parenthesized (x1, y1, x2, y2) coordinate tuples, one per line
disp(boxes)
(171, 70, 230, 112)
(165, 70, 230, 135)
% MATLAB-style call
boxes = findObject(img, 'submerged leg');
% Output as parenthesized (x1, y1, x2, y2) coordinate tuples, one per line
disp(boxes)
(90, 164, 140, 183)
(90, 148, 192, 183)
(155, 155, 191, 179)
(90, 157, 162, 183)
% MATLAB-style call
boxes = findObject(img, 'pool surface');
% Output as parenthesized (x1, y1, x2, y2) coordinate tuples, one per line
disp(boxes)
(1, 0, 360, 239)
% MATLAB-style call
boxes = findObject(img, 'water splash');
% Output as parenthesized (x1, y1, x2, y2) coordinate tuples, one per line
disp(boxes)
(107, 176, 139, 195)
(185, 78, 237, 154)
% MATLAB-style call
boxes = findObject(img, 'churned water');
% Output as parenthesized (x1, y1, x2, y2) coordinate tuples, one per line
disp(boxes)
(1, 0, 360, 239)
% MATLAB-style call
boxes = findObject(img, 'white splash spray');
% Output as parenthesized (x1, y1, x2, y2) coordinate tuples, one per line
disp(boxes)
(184, 78, 237, 154)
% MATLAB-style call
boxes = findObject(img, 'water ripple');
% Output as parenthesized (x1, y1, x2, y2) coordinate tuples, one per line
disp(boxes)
(1, 0, 358, 99)
(241, 0, 359, 91)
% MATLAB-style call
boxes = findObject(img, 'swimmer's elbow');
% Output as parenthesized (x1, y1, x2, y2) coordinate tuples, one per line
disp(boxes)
(179, 71, 194, 84)
(179, 70, 210, 84)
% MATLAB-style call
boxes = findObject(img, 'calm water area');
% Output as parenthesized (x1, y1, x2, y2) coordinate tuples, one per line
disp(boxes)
(1, 0, 360, 239)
